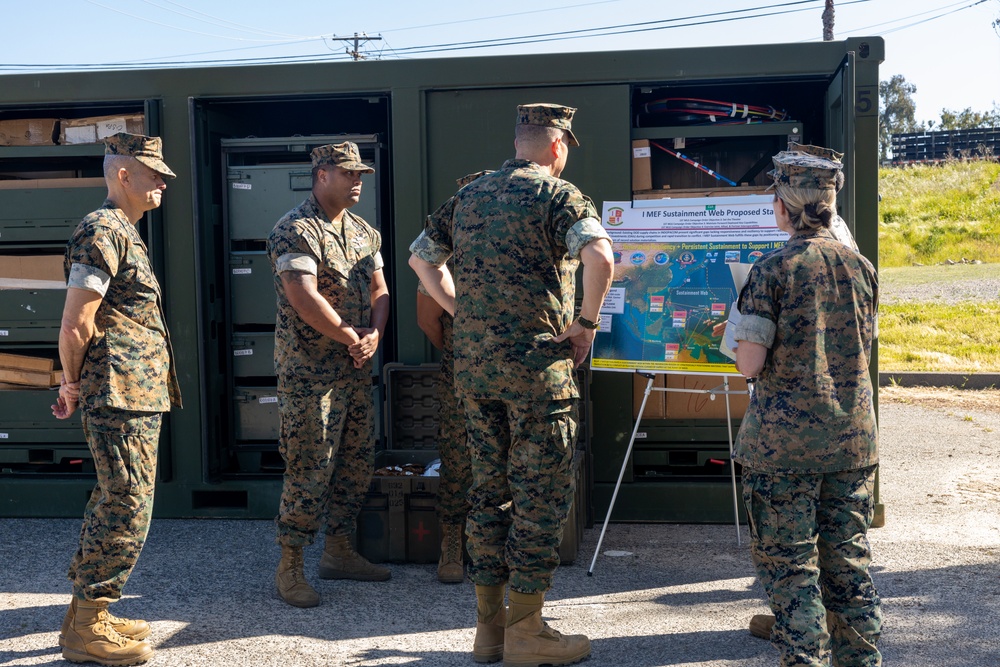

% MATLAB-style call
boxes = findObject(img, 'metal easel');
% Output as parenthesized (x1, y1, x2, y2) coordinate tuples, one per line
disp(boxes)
(587, 370, 749, 576)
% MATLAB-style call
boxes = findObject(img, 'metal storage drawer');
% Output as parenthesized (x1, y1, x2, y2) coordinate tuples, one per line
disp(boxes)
(0, 187, 104, 243)
(0, 388, 84, 442)
(227, 166, 313, 241)
(229, 252, 276, 325)
(227, 165, 377, 241)
(0, 286, 65, 342)
(231, 331, 276, 377)
(233, 385, 279, 441)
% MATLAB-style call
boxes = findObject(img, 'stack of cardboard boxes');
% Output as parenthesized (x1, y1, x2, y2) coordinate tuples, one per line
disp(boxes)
(0, 113, 144, 146)
(0, 353, 61, 388)
(0, 252, 64, 390)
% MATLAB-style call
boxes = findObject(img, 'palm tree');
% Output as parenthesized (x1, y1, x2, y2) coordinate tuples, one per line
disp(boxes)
(823, 0, 835, 41)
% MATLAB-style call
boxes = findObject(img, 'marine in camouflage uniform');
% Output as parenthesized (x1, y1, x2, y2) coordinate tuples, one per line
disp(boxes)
(415, 171, 492, 584)
(409, 104, 613, 665)
(733, 145, 882, 667)
(54, 132, 181, 665)
(268, 142, 390, 608)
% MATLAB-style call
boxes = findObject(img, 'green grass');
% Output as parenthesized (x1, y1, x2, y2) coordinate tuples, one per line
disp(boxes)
(878, 302, 1000, 372)
(879, 161, 1000, 268)
(877, 161, 1000, 372)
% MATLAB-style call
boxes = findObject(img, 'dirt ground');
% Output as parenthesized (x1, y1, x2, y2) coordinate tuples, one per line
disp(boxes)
(880, 385, 1000, 415)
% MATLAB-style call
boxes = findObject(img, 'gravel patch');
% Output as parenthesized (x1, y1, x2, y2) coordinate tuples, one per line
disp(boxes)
(1, 388, 998, 666)
(880, 277, 1000, 305)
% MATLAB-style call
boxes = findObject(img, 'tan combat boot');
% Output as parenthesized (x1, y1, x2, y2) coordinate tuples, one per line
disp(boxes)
(503, 590, 590, 667)
(749, 613, 775, 639)
(473, 583, 506, 664)
(60, 598, 151, 644)
(438, 523, 465, 584)
(60, 599, 154, 666)
(318, 534, 391, 581)
(276, 545, 321, 608)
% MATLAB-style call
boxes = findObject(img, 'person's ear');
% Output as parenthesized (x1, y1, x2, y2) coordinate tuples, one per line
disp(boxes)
(551, 137, 563, 159)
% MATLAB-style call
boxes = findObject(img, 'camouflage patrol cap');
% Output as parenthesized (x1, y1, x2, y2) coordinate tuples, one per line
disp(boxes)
(104, 132, 176, 179)
(787, 142, 844, 163)
(768, 143, 843, 191)
(455, 170, 492, 187)
(310, 142, 375, 173)
(516, 103, 580, 147)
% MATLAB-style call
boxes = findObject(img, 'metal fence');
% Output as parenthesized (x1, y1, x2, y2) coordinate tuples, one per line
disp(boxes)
(891, 127, 1000, 163)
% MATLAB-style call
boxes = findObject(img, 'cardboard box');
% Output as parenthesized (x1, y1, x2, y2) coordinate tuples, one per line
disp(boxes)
(59, 114, 145, 145)
(631, 139, 653, 192)
(0, 118, 58, 146)
(0, 255, 65, 282)
(633, 373, 666, 419)
(0, 353, 54, 373)
(0, 366, 55, 387)
(664, 374, 749, 420)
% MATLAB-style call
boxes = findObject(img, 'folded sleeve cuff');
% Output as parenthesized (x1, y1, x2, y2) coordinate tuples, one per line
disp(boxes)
(67, 263, 110, 296)
(373, 251, 384, 271)
(566, 217, 611, 260)
(409, 230, 451, 267)
(276, 253, 318, 275)
(733, 314, 776, 348)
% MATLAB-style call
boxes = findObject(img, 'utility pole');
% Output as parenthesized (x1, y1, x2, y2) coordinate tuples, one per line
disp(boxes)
(328, 33, 383, 61)
(822, 0, 835, 41)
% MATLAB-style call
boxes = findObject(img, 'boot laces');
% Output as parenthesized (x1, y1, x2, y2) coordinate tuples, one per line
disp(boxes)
(94, 610, 130, 648)
(285, 550, 307, 583)
(444, 530, 463, 564)
(539, 621, 563, 641)
(105, 609, 127, 625)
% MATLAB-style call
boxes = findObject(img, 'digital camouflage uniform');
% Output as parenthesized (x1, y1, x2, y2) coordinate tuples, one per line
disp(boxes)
(734, 146, 882, 667)
(416, 279, 471, 527)
(64, 193, 181, 602)
(409, 158, 610, 594)
(268, 189, 383, 547)
(416, 171, 491, 529)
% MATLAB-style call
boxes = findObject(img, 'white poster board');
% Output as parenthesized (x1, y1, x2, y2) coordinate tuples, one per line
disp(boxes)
(592, 195, 787, 374)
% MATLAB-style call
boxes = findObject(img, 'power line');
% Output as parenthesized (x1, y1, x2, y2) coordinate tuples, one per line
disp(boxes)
(374, 0, 622, 34)
(137, 0, 307, 39)
(127, 37, 329, 64)
(829, 0, 988, 37)
(0, 0, 983, 72)
(327, 34, 384, 61)
(0, 0, 842, 70)
(875, 0, 990, 35)
(389, 0, 871, 56)
(83, 0, 310, 42)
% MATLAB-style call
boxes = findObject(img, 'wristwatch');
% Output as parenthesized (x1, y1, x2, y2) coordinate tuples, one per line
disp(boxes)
(577, 315, 601, 330)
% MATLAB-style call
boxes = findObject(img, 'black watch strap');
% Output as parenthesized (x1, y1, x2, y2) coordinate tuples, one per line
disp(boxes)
(577, 315, 601, 330)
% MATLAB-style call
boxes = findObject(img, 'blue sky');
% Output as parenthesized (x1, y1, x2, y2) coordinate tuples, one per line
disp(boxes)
(2, 0, 998, 125)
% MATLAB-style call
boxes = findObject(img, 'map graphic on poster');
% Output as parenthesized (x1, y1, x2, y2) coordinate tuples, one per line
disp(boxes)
(592, 196, 788, 374)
